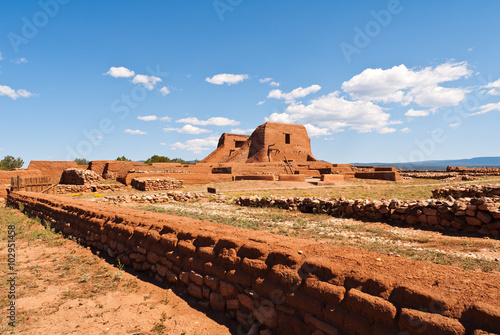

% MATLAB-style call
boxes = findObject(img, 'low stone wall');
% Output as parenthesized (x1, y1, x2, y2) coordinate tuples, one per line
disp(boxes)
(124, 172, 232, 186)
(97, 191, 217, 205)
(60, 168, 102, 185)
(234, 196, 500, 238)
(354, 171, 402, 182)
(432, 184, 500, 199)
(233, 175, 276, 181)
(131, 177, 183, 191)
(7, 191, 500, 335)
(278, 175, 305, 182)
(57, 184, 125, 194)
(320, 174, 344, 182)
(447, 166, 500, 175)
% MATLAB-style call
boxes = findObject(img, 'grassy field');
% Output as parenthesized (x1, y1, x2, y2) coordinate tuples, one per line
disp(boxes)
(185, 176, 500, 200)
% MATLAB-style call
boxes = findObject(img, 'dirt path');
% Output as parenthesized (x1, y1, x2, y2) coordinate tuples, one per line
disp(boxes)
(0, 207, 236, 335)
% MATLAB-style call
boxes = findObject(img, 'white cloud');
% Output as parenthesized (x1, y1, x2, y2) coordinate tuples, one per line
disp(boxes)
(257, 101, 265, 105)
(468, 47, 474, 52)
(259, 78, 280, 87)
(0, 85, 35, 100)
(160, 116, 172, 122)
(132, 74, 162, 90)
(483, 79, 500, 96)
(304, 124, 332, 137)
(449, 123, 460, 127)
(138, 115, 158, 121)
(106, 66, 135, 78)
(405, 109, 430, 117)
(176, 117, 240, 126)
(163, 125, 211, 135)
(341, 62, 471, 107)
(378, 127, 397, 134)
(470, 102, 500, 116)
(400, 127, 412, 133)
(170, 136, 219, 154)
(266, 91, 390, 133)
(230, 128, 254, 134)
(206, 73, 249, 85)
(267, 84, 321, 103)
(160, 142, 166, 146)
(160, 86, 170, 96)
(14, 57, 27, 64)
(125, 129, 147, 135)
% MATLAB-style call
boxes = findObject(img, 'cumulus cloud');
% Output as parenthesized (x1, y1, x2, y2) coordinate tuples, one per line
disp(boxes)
(176, 117, 240, 126)
(163, 124, 211, 135)
(125, 129, 147, 135)
(470, 102, 500, 116)
(259, 78, 280, 87)
(257, 101, 265, 105)
(483, 79, 500, 96)
(304, 124, 332, 137)
(266, 91, 390, 133)
(449, 123, 460, 127)
(160, 116, 172, 122)
(160, 86, 170, 96)
(138, 115, 158, 121)
(170, 136, 219, 154)
(132, 74, 162, 90)
(0, 85, 35, 100)
(267, 84, 321, 103)
(106, 66, 135, 78)
(206, 73, 248, 85)
(230, 128, 254, 134)
(405, 109, 430, 117)
(400, 127, 412, 133)
(341, 62, 471, 107)
(378, 127, 397, 134)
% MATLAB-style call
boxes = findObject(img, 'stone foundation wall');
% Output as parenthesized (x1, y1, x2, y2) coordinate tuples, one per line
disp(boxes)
(278, 175, 305, 182)
(56, 184, 125, 194)
(432, 184, 500, 199)
(234, 196, 500, 238)
(7, 192, 500, 335)
(60, 168, 102, 185)
(131, 177, 183, 191)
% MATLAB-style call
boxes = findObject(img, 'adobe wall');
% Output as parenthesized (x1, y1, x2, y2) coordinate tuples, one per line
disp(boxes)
(354, 171, 402, 182)
(7, 191, 500, 335)
(0, 169, 43, 198)
(247, 122, 316, 163)
(27, 161, 78, 182)
(201, 134, 251, 164)
(88, 160, 115, 177)
(104, 161, 148, 181)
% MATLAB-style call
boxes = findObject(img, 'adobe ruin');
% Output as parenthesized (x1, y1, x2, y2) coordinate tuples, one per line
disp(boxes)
(201, 122, 316, 164)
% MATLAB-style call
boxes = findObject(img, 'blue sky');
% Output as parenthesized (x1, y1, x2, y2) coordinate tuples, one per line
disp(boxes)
(1, 0, 500, 165)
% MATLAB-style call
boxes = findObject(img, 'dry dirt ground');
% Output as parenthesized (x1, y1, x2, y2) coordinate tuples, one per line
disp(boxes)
(0, 204, 237, 335)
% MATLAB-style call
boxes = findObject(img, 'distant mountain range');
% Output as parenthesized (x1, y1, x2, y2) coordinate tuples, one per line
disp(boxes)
(352, 156, 500, 171)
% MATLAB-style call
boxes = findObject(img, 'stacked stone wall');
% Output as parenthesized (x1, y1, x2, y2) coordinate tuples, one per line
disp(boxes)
(432, 184, 500, 199)
(6, 191, 500, 335)
(131, 177, 183, 191)
(234, 196, 500, 238)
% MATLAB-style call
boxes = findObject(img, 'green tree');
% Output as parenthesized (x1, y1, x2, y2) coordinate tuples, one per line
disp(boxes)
(116, 156, 131, 161)
(0, 155, 24, 170)
(144, 155, 192, 165)
(75, 158, 90, 166)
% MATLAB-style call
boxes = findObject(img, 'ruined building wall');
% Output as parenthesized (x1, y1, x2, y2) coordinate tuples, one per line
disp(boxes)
(7, 191, 500, 335)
